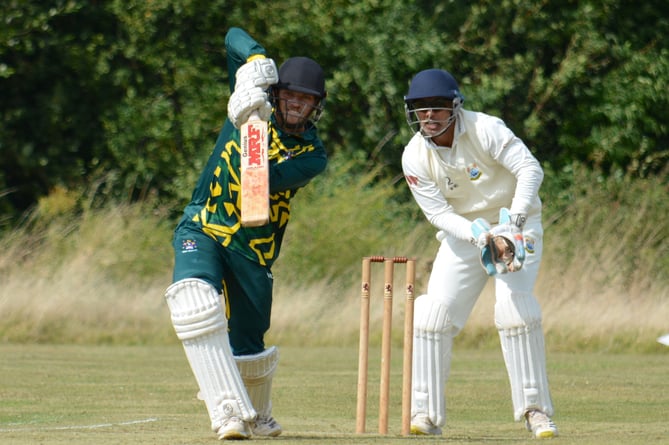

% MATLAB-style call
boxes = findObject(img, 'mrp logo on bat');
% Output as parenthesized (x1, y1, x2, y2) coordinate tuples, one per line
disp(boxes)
(240, 111, 269, 227)
(241, 124, 266, 169)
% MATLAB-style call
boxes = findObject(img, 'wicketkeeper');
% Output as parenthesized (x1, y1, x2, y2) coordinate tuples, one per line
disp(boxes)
(401, 69, 558, 439)
(164, 27, 328, 440)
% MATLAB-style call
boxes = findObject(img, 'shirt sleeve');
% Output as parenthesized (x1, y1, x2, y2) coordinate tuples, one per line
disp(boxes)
(269, 149, 327, 193)
(490, 122, 544, 216)
(225, 27, 268, 92)
(401, 144, 473, 242)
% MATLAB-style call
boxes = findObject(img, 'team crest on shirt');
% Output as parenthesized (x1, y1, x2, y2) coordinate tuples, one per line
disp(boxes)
(467, 163, 482, 180)
(524, 236, 536, 254)
(181, 239, 198, 253)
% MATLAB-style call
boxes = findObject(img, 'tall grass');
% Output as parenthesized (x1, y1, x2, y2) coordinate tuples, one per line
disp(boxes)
(0, 158, 667, 351)
(536, 164, 669, 351)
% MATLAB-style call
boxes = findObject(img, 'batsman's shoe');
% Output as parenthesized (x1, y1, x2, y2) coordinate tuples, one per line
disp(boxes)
(252, 415, 282, 437)
(216, 416, 252, 440)
(410, 415, 442, 436)
(525, 409, 558, 439)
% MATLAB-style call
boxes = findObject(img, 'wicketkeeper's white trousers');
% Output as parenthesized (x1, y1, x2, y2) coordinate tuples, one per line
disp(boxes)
(412, 216, 554, 426)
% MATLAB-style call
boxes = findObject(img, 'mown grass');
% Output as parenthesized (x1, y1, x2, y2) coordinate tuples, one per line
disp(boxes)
(1, 344, 668, 444)
(0, 157, 667, 351)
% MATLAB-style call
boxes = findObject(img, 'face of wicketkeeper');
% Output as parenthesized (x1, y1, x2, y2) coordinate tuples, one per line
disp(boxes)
(414, 98, 453, 137)
(275, 89, 319, 132)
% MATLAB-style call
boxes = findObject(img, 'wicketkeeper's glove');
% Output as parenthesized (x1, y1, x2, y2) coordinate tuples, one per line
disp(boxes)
(471, 208, 526, 276)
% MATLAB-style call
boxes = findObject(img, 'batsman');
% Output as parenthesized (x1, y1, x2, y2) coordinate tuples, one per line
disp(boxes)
(164, 27, 328, 440)
(401, 69, 558, 438)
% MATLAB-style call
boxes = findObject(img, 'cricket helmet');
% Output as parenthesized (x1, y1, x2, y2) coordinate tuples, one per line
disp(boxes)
(404, 68, 464, 137)
(276, 57, 326, 99)
(404, 69, 463, 103)
(271, 56, 326, 128)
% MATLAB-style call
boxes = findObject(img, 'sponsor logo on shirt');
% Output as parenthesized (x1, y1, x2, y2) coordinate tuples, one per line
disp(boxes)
(405, 175, 419, 186)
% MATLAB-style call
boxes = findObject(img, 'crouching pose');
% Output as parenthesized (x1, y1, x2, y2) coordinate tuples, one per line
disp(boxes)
(165, 27, 328, 440)
(401, 69, 558, 439)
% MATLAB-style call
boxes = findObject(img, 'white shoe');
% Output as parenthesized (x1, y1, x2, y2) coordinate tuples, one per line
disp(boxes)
(252, 415, 282, 437)
(525, 409, 558, 438)
(410, 415, 442, 435)
(216, 416, 252, 440)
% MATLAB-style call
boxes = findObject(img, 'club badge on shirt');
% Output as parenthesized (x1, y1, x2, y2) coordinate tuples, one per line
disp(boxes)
(181, 239, 198, 253)
(467, 163, 482, 180)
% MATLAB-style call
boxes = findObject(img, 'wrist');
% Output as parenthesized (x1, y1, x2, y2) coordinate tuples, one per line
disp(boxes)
(246, 54, 266, 62)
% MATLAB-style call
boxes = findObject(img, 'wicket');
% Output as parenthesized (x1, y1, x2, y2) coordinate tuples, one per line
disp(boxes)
(355, 256, 416, 435)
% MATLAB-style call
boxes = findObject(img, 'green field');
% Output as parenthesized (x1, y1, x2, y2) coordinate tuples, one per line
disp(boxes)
(1, 344, 667, 444)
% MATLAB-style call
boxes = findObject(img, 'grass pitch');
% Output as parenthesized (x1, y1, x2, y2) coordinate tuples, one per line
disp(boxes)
(0, 344, 667, 444)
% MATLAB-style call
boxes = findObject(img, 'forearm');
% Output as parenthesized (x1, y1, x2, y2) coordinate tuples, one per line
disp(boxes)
(409, 186, 472, 241)
(496, 138, 544, 216)
(269, 153, 327, 193)
(430, 210, 474, 242)
(225, 27, 268, 90)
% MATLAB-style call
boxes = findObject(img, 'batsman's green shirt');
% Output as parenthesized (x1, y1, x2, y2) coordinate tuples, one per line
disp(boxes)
(175, 27, 327, 267)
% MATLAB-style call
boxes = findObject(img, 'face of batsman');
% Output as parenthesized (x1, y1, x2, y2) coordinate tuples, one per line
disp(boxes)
(271, 56, 326, 133)
(273, 89, 321, 133)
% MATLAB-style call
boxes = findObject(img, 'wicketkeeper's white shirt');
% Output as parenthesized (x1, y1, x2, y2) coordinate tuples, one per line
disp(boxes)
(402, 109, 543, 242)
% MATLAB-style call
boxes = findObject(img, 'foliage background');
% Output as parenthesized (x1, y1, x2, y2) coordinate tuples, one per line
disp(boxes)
(2, 0, 668, 220)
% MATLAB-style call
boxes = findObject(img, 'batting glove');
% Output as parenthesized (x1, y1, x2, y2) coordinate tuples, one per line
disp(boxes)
(227, 86, 273, 129)
(235, 57, 278, 91)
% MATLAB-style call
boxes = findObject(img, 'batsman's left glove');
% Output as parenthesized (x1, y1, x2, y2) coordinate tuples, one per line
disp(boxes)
(235, 57, 279, 91)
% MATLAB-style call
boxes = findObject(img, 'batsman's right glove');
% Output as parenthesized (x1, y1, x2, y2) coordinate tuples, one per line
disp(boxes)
(227, 86, 273, 129)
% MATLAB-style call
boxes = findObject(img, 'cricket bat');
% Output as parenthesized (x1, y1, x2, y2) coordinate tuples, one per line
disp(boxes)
(240, 110, 269, 227)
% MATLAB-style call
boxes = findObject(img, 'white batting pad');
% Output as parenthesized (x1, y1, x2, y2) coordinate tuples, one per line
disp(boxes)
(235, 346, 279, 418)
(165, 279, 256, 431)
(495, 291, 554, 420)
(412, 294, 453, 428)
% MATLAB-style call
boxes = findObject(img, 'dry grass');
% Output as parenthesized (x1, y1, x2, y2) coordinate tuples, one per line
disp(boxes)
(0, 162, 667, 351)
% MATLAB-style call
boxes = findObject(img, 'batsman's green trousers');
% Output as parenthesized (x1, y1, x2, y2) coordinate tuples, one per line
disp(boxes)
(171, 224, 273, 356)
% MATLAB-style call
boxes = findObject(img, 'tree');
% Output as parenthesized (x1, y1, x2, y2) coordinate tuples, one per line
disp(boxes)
(1, 0, 667, 228)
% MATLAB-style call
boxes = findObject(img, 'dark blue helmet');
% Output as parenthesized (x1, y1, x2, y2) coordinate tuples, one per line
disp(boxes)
(404, 69, 465, 137)
(404, 69, 463, 103)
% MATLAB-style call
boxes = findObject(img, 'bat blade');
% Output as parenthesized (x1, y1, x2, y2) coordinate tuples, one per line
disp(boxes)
(240, 111, 269, 227)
